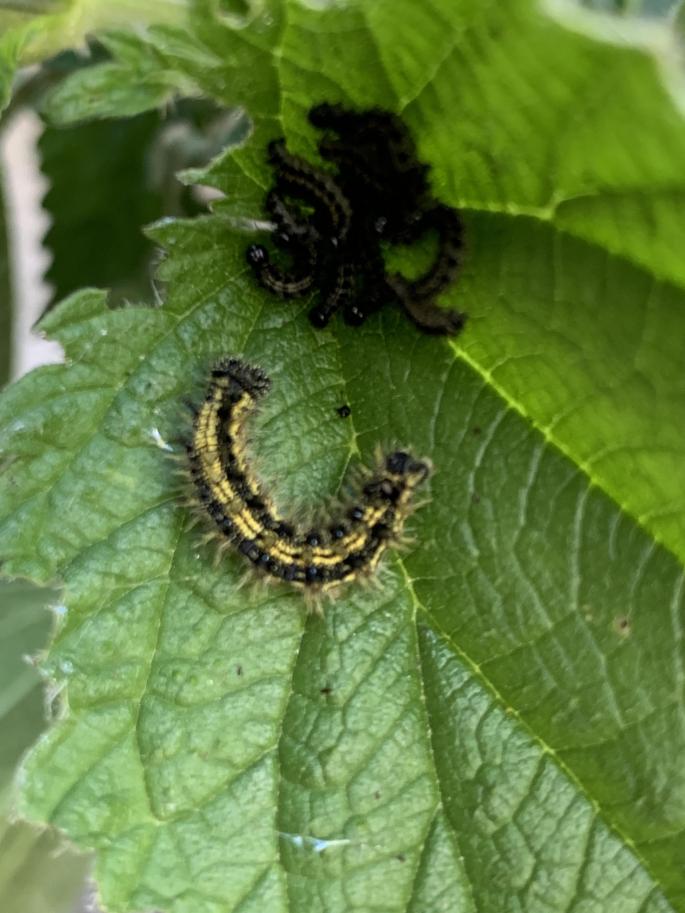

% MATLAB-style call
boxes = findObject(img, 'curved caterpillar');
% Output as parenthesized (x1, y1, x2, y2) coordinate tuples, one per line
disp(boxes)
(266, 139, 351, 243)
(386, 205, 466, 335)
(246, 243, 317, 298)
(186, 359, 430, 596)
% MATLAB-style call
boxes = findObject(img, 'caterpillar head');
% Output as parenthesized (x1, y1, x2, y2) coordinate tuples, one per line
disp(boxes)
(385, 451, 431, 487)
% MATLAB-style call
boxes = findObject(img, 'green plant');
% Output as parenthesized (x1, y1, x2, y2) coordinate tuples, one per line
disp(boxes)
(1, 2, 685, 912)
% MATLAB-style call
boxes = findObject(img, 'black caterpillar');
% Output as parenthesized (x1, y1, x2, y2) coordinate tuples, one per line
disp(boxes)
(246, 104, 466, 335)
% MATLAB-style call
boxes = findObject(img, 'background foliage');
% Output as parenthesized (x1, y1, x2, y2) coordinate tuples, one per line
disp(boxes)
(0, 581, 88, 913)
(1, 1, 685, 912)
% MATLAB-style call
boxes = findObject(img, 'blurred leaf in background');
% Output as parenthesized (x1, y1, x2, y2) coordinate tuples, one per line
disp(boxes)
(578, 0, 681, 12)
(0, 580, 88, 913)
(0, 161, 10, 382)
(39, 89, 249, 307)
(0, 0, 189, 113)
(39, 108, 173, 307)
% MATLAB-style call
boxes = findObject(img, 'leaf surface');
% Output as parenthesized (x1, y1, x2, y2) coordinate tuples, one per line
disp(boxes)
(1, 2, 685, 912)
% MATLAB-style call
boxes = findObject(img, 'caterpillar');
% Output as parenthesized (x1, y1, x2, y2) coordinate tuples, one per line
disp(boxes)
(308, 104, 412, 164)
(309, 102, 431, 243)
(246, 188, 321, 298)
(308, 258, 355, 328)
(246, 105, 467, 336)
(266, 139, 351, 243)
(386, 205, 466, 335)
(246, 243, 317, 298)
(186, 359, 430, 598)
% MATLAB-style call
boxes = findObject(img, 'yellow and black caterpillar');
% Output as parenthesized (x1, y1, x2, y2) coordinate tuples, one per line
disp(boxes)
(186, 359, 430, 595)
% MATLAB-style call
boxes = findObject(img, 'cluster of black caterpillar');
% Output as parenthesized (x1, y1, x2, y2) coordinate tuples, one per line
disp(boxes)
(246, 104, 466, 335)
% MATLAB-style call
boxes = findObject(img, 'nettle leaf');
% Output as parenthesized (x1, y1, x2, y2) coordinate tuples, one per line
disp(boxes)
(1, 1, 685, 912)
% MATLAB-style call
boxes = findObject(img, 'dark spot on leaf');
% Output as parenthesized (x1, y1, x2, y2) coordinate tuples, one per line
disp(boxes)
(613, 616, 631, 638)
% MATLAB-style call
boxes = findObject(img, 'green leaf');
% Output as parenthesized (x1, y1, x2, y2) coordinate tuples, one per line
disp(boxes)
(0, 580, 88, 913)
(541, 0, 685, 124)
(39, 110, 168, 304)
(1, 2, 685, 912)
(0, 0, 189, 115)
(39, 98, 248, 305)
